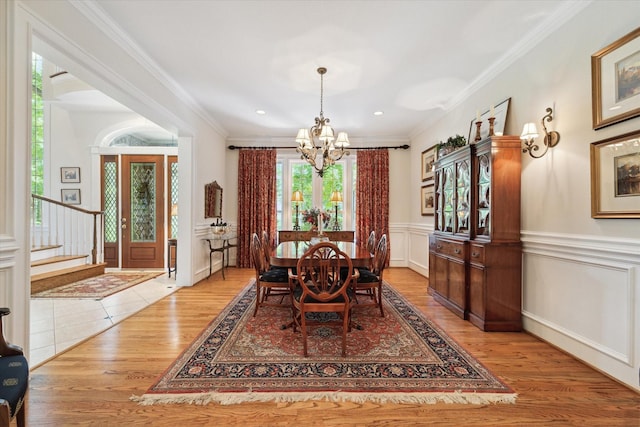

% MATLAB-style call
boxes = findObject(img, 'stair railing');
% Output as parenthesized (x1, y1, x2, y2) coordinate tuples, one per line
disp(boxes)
(31, 194, 104, 264)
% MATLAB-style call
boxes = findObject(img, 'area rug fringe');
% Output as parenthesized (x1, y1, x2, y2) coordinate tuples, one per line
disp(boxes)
(131, 390, 517, 406)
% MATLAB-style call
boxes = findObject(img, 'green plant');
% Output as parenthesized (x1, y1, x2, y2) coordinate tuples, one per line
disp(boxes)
(437, 134, 467, 154)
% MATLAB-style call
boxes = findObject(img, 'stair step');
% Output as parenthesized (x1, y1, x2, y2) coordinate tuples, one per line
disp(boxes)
(31, 263, 107, 295)
(30, 255, 89, 276)
(31, 255, 87, 268)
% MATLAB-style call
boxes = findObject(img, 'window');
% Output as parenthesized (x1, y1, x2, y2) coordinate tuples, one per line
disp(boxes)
(276, 153, 356, 231)
(31, 53, 44, 223)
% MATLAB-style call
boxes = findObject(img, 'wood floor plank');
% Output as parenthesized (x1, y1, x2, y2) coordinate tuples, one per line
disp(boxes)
(27, 268, 640, 426)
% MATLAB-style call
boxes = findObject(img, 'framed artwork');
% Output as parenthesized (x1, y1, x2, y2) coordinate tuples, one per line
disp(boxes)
(420, 184, 435, 216)
(61, 167, 80, 183)
(61, 189, 81, 205)
(421, 147, 436, 181)
(468, 97, 511, 143)
(592, 27, 640, 130)
(590, 130, 640, 218)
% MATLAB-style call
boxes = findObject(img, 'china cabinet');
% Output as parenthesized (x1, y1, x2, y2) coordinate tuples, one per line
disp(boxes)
(429, 135, 522, 331)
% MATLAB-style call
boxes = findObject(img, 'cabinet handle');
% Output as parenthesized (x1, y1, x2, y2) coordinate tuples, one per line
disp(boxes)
(472, 251, 479, 257)
(454, 248, 460, 254)
(436, 245, 442, 249)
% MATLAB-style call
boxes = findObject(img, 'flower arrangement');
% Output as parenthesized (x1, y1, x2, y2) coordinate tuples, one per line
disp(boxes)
(300, 207, 331, 231)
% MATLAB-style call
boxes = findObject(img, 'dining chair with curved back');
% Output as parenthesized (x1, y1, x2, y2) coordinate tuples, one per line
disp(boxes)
(352, 233, 388, 317)
(250, 233, 291, 317)
(366, 230, 376, 254)
(291, 242, 354, 357)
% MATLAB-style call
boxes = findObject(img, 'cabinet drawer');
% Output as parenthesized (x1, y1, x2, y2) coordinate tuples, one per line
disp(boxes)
(434, 239, 466, 261)
(469, 244, 485, 264)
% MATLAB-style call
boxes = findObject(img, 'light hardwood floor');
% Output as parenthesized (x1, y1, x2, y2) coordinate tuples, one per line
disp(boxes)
(27, 268, 640, 426)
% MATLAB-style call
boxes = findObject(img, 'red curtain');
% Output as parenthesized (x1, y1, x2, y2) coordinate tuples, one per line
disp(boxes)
(236, 149, 277, 268)
(356, 149, 389, 257)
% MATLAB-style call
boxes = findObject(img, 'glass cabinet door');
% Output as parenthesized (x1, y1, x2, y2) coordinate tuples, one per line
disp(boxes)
(476, 152, 491, 237)
(455, 159, 470, 235)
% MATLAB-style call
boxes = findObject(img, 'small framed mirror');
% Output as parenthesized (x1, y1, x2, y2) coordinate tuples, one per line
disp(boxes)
(205, 181, 223, 218)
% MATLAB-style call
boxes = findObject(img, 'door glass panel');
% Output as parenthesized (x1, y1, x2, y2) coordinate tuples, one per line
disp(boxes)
(170, 161, 178, 239)
(103, 161, 117, 243)
(130, 162, 156, 242)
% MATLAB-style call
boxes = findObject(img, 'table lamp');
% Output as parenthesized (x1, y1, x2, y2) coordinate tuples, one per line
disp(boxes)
(292, 190, 304, 230)
(330, 190, 342, 230)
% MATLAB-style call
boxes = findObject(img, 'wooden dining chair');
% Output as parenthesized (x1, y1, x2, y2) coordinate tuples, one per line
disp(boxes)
(352, 234, 388, 317)
(291, 242, 354, 357)
(250, 233, 291, 316)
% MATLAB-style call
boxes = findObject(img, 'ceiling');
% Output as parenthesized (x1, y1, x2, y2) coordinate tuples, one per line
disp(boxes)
(79, 0, 583, 143)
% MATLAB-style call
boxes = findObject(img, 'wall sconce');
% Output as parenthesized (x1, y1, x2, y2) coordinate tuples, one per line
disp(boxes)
(330, 190, 343, 231)
(291, 190, 304, 231)
(521, 107, 560, 158)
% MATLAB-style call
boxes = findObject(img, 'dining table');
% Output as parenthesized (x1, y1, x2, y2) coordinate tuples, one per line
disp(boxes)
(270, 240, 372, 269)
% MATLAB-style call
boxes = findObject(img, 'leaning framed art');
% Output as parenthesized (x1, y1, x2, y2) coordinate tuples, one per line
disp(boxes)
(590, 130, 640, 218)
(591, 27, 640, 129)
(421, 147, 436, 181)
(420, 183, 435, 216)
(467, 97, 510, 143)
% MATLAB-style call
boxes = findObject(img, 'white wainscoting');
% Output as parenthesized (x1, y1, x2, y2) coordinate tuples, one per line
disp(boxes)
(521, 231, 640, 392)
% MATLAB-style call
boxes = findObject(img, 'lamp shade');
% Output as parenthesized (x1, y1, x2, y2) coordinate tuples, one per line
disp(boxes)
(330, 190, 343, 203)
(319, 125, 334, 143)
(291, 190, 304, 203)
(296, 129, 311, 147)
(520, 122, 539, 140)
(334, 131, 350, 147)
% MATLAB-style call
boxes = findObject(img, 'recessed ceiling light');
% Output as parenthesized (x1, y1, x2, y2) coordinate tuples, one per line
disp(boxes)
(256, 109, 266, 115)
(373, 111, 384, 116)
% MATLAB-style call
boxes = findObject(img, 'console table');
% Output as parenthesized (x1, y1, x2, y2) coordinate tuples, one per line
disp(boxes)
(202, 231, 237, 279)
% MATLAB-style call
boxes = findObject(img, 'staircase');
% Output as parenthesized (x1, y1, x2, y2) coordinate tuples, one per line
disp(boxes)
(30, 246, 106, 295)
(30, 195, 105, 295)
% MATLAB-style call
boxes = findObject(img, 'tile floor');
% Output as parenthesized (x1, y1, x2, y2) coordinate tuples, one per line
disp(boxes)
(30, 270, 178, 368)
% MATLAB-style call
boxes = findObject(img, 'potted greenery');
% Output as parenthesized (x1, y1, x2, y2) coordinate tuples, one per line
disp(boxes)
(437, 134, 467, 156)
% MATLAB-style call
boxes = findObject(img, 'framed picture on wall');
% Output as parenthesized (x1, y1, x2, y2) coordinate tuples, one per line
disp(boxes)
(61, 189, 81, 205)
(590, 130, 640, 218)
(61, 167, 80, 183)
(592, 27, 640, 130)
(421, 147, 436, 181)
(420, 184, 435, 216)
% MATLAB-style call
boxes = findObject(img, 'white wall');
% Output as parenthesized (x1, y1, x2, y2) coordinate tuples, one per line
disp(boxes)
(410, 1, 640, 391)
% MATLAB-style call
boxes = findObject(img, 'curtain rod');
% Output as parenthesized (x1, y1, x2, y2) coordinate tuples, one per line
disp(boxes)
(227, 144, 410, 151)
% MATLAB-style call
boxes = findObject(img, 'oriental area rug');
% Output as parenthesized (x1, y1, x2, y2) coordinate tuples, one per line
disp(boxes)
(32, 272, 163, 300)
(132, 280, 516, 406)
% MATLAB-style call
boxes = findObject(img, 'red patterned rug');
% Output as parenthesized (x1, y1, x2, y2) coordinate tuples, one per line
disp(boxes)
(132, 280, 516, 405)
(32, 272, 163, 300)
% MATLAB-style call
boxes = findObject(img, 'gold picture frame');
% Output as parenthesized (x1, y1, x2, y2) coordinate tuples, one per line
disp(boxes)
(590, 130, 640, 218)
(421, 183, 434, 216)
(421, 147, 436, 182)
(591, 27, 640, 129)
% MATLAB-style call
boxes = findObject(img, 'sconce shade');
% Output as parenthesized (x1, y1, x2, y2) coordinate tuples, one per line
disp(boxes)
(520, 123, 539, 140)
(330, 190, 343, 203)
(291, 190, 304, 203)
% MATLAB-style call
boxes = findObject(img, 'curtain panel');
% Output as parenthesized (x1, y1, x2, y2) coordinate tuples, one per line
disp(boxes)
(355, 149, 389, 260)
(237, 149, 277, 268)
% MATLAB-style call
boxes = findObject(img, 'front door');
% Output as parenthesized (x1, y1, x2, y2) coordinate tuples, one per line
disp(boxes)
(121, 155, 165, 268)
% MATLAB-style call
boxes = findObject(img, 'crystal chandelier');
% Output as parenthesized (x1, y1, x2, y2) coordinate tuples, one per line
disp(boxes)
(296, 67, 350, 177)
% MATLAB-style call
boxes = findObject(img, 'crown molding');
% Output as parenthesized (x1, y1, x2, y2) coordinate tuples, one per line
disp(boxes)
(69, 0, 228, 138)
(410, 0, 591, 140)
